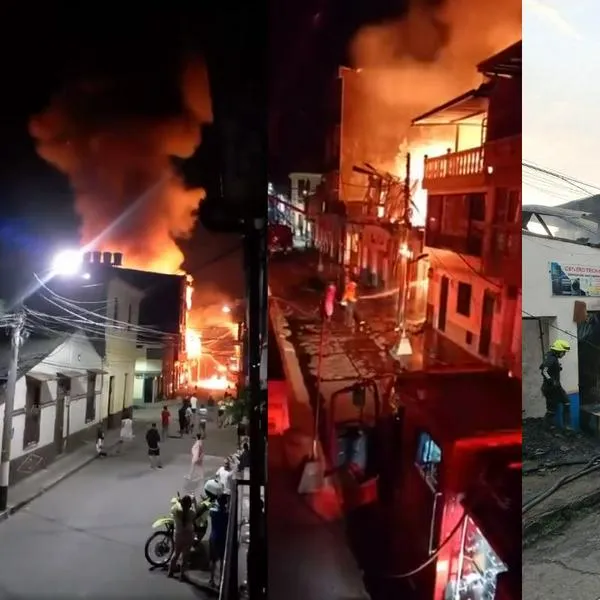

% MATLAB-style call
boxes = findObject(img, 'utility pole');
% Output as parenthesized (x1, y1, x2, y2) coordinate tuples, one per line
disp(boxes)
(391, 154, 413, 360)
(0, 312, 25, 511)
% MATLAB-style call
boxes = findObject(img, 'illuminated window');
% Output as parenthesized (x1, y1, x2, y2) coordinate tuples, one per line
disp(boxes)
(415, 431, 442, 490)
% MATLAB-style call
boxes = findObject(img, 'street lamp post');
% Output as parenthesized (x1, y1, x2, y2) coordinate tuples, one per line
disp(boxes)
(0, 313, 25, 511)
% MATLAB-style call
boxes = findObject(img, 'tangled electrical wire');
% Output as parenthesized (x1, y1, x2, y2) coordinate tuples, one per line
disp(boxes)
(522, 454, 600, 515)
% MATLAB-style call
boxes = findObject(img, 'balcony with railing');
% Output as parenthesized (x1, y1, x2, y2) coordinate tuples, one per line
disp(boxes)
(422, 134, 521, 192)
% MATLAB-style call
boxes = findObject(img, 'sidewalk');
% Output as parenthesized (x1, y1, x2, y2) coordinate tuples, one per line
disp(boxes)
(0, 427, 122, 522)
(269, 301, 370, 599)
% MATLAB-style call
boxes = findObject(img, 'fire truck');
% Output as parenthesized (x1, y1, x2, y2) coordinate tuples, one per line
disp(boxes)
(325, 370, 521, 600)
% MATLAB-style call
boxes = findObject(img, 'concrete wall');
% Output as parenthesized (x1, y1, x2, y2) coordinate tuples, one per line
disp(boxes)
(427, 249, 519, 371)
(103, 278, 143, 424)
(522, 233, 600, 402)
(522, 317, 549, 418)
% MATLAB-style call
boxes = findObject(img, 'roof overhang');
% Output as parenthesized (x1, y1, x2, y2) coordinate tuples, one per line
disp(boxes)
(57, 370, 87, 378)
(27, 372, 57, 382)
(477, 41, 522, 78)
(412, 85, 489, 126)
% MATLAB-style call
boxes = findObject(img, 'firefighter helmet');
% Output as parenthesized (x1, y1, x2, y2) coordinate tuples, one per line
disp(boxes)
(550, 339, 571, 352)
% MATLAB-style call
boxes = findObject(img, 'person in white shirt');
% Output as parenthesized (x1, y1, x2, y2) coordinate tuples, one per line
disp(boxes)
(215, 458, 234, 498)
(190, 390, 199, 431)
(116, 415, 134, 454)
(186, 433, 205, 483)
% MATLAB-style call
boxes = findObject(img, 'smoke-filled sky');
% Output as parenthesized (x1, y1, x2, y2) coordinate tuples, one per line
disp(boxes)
(270, 0, 520, 183)
(29, 59, 213, 274)
(340, 0, 520, 200)
(0, 6, 243, 300)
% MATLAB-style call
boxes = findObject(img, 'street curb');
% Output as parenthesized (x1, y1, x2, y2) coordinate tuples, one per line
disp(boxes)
(523, 487, 600, 546)
(0, 438, 121, 524)
(269, 300, 342, 521)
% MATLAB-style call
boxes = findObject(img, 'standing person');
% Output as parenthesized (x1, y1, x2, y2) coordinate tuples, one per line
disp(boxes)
(341, 277, 358, 328)
(190, 388, 199, 430)
(185, 403, 194, 435)
(237, 442, 250, 472)
(160, 405, 171, 441)
(146, 423, 162, 469)
(215, 458, 234, 501)
(186, 433, 205, 482)
(198, 403, 208, 438)
(540, 339, 572, 428)
(168, 494, 197, 581)
(178, 402, 187, 438)
(95, 427, 107, 457)
(217, 401, 225, 428)
(115, 413, 134, 454)
(208, 494, 229, 589)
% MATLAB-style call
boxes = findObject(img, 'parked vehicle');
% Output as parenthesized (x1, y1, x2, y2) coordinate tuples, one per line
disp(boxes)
(144, 492, 213, 567)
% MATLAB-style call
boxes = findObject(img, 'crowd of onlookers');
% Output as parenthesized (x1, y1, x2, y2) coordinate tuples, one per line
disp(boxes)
(93, 388, 249, 587)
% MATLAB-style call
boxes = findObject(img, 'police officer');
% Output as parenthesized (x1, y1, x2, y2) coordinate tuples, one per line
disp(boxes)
(540, 339, 571, 427)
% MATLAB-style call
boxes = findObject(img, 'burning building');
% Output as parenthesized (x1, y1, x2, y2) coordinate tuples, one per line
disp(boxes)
(418, 41, 522, 375)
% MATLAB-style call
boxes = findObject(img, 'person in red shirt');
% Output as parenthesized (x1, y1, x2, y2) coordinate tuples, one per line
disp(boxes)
(161, 405, 171, 441)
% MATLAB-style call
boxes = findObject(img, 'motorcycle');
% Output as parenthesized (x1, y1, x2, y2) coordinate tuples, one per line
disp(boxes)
(144, 492, 212, 568)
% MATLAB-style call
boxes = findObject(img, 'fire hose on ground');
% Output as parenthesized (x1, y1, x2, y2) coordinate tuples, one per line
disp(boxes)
(522, 455, 600, 515)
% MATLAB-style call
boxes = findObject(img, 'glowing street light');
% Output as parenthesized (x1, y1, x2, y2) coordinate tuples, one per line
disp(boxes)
(51, 249, 83, 276)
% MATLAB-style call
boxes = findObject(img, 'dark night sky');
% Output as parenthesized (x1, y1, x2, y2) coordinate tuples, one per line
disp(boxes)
(0, 1, 410, 298)
(269, 0, 411, 182)
(0, 4, 242, 301)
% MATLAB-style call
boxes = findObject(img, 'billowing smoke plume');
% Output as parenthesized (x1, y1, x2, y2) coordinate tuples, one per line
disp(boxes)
(341, 0, 521, 203)
(29, 58, 213, 274)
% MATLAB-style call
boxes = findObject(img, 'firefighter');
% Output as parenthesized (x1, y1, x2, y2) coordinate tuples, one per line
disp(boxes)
(540, 339, 571, 427)
(341, 277, 358, 328)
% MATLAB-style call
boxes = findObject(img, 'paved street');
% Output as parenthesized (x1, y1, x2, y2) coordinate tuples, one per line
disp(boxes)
(524, 508, 600, 599)
(270, 249, 483, 599)
(270, 249, 484, 380)
(0, 406, 237, 600)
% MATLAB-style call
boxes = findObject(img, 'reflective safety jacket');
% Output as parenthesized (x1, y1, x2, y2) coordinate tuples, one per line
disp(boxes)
(540, 350, 562, 386)
(342, 281, 357, 304)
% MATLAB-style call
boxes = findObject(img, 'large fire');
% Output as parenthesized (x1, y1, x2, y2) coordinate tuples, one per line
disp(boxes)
(182, 284, 239, 391)
(340, 0, 520, 221)
(29, 57, 212, 276)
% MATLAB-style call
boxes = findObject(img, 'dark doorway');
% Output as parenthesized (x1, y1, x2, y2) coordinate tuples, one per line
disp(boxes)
(143, 377, 154, 404)
(54, 377, 70, 455)
(107, 376, 116, 429)
(438, 276, 449, 332)
(479, 290, 495, 356)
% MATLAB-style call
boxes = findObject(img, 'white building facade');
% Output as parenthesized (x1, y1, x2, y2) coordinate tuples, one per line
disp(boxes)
(522, 232, 600, 428)
(289, 172, 322, 239)
(104, 277, 144, 427)
(0, 332, 106, 485)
